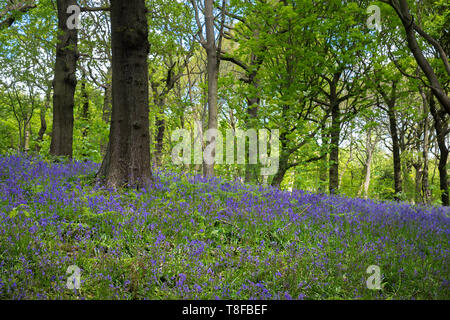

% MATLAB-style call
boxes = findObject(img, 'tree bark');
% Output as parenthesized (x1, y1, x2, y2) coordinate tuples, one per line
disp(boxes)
(50, 0, 79, 159)
(388, 102, 402, 199)
(244, 91, 259, 183)
(418, 86, 431, 203)
(318, 123, 329, 193)
(429, 95, 449, 206)
(328, 73, 341, 195)
(101, 73, 112, 156)
(96, 0, 152, 189)
(80, 75, 90, 138)
(270, 155, 289, 188)
(102, 68, 112, 124)
(24, 120, 30, 153)
(388, 0, 450, 115)
(35, 86, 51, 153)
(154, 103, 165, 168)
(203, 0, 219, 176)
(358, 128, 376, 199)
(377, 82, 402, 199)
(422, 105, 431, 204)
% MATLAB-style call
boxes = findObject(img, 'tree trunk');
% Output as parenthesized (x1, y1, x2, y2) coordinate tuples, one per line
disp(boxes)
(377, 82, 402, 199)
(392, 0, 450, 115)
(318, 123, 328, 193)
(102, 68, 112, 123)
(101, 80, 112, 156)
(270, 156, 289, 188)
(24, 120, 30, 153)
(36, 87, 51, 153)
(96, 0, 152, 189)
(203, 0, 219, 176)
(329, 96, 340, 194)
(419, 86, 432, 203)
(50, 0, 79, 159)
(387, 101, 402, 199)
(358, 129, 375, 199)
(429, 95, 449, 206)
(155, 112, 165, 168)
(80, 76, 90, 138)
(422, 111, 431, 204)
(244, 93, 259, 184)
(414, 164, 423, 204)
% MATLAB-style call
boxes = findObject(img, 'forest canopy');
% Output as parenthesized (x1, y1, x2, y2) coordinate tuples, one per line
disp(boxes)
(0, 0, 449, 205)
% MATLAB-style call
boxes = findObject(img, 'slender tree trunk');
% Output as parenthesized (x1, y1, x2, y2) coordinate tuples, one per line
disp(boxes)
(392, 0, 450, 115)
(413, 136, 423, 204)
(102, 68, 112, 123)
(339, 132, 353, 188)
(422, 115, 431, 204)
(429, 95, 449, 206)
(203, 0, 219, 176)
(419, 87, 431, 203)
(271, 156, 289, 188)
(101, 79, 112, 155)
(360, 153, 373, 199)
(243, 51, 261, 184)
(245, 92, 259, 184)
(377, 81, 403, 199)
(318, 123, 328, 193)
(17, 119, 23, 152)
(24, 120, 30, 153)
(36, 87, 51, 153)
(150, 81, 166, 168)
(97, 0, 152, 189)
(50, 0, 79, 158)
(329, 98, 340, 194)
(80, 76, 90, 138)
(387, 102, 402, 199)
(358, 129, 375, 199)
(154, 107, 165, 168)
(414, 164, 423, 204)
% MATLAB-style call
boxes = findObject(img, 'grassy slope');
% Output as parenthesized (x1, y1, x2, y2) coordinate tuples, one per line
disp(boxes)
(0, 155, 449, 299)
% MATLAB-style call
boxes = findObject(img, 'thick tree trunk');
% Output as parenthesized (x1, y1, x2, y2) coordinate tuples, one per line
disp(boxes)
(96, 0, 152, 189)
(429, 95, 449, 206)
(50, 0, 79, 158)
